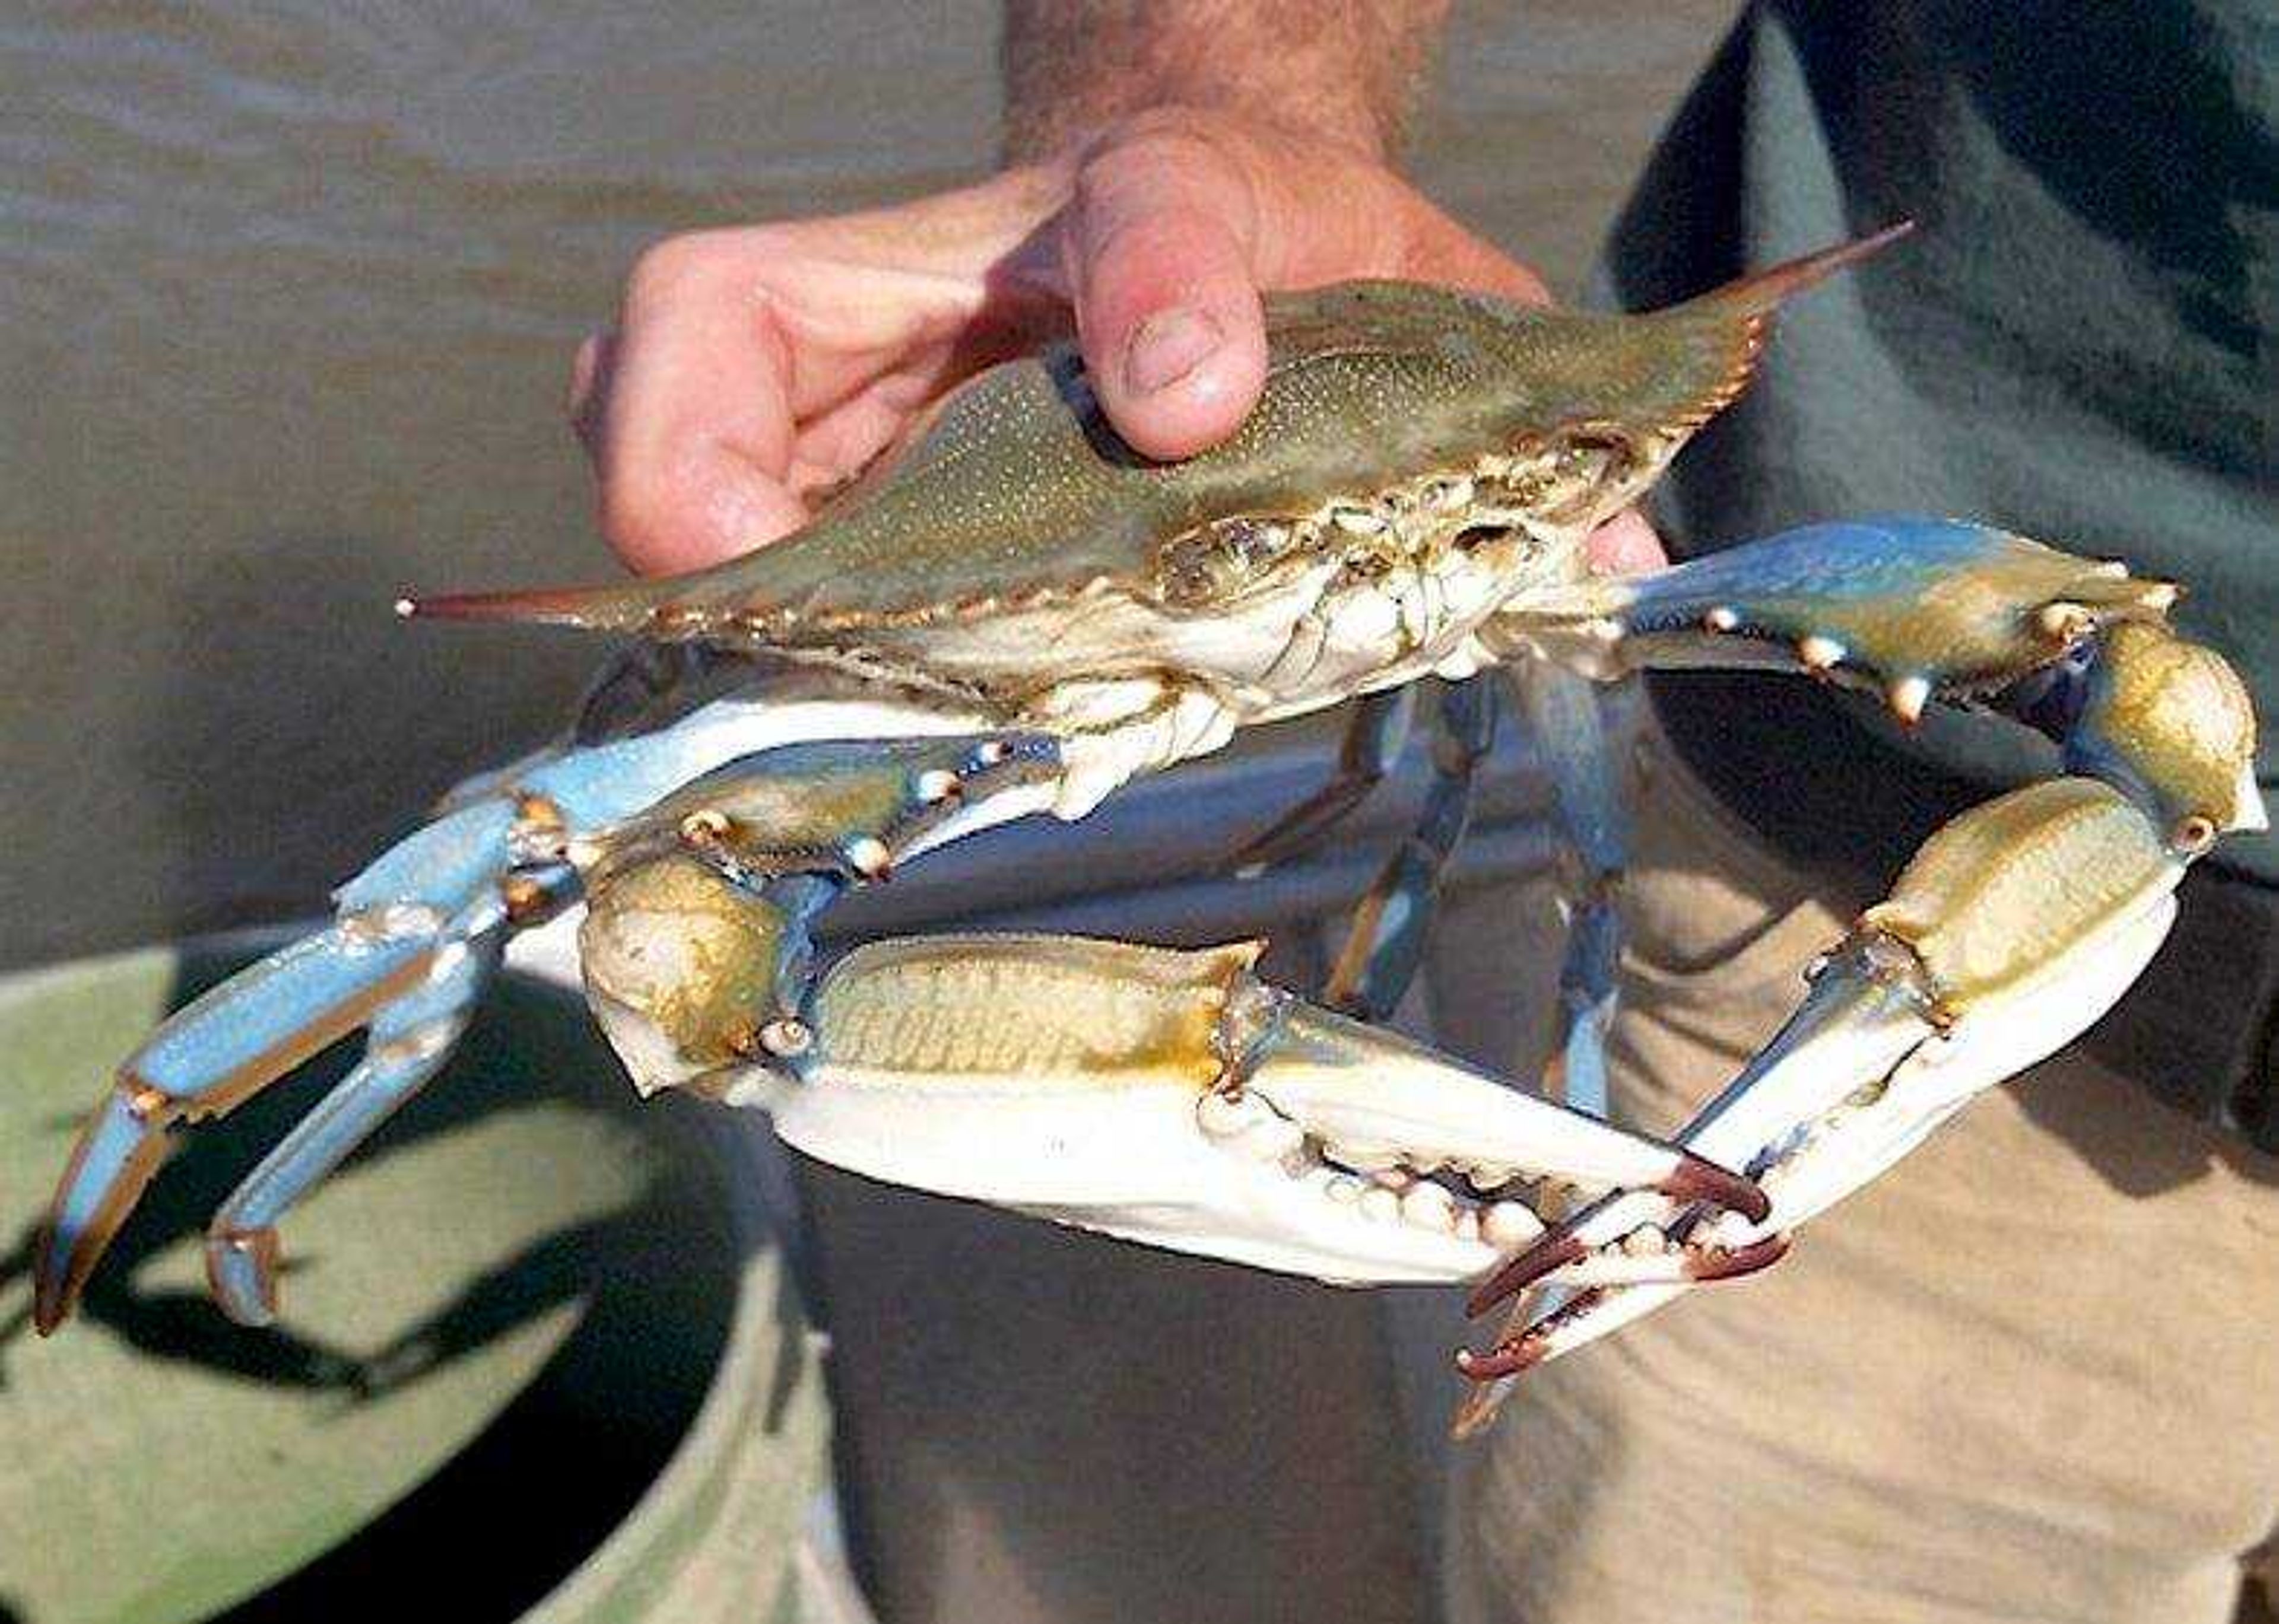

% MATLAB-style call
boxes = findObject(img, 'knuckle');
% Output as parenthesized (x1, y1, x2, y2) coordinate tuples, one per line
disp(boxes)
(596, 463, 683, 559)
(623, 228, 745, 310)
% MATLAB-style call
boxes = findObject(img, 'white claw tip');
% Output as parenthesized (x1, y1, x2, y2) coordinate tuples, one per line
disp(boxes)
(844, 836, 892, 878)
(1887, 674, 1932, 726)
(1797, 634, 1846, 672)
(1704, 605, 1741, 633)
(915, 769, 961, 803)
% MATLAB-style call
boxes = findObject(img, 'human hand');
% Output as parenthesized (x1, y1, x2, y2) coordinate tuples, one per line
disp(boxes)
(573, 106, 1663, 577)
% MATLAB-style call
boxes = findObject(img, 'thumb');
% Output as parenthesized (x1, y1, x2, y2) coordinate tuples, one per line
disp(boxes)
(1060, 129, 1269, 460)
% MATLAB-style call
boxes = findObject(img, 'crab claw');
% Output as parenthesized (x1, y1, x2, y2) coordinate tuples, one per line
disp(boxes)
(671, 933, 1764, 1285)
(1461, 774, 2190, 1377)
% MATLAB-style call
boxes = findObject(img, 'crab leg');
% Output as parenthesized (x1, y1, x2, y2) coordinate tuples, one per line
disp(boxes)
(34, 895, 489, 1331)
(1321, 678, 1499, 1020)
(1449, 514, 2266, 1387)
(1502, 663, 1633, 1119)
(30, 689, 1031, 1331)
(202, 899, 513, 1320)
(1436, 666, 1636, 1427)
(1490, 516, 2252, 1121)
(1511, 516, 2182, 717)
(1229, 688, 1415, 874)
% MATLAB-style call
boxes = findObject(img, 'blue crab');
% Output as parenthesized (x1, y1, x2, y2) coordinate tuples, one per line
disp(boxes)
(34, 224, 2262, 1410)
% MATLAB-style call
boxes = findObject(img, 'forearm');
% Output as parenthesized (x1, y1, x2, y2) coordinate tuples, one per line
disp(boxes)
(1002, 0, 1450, 163)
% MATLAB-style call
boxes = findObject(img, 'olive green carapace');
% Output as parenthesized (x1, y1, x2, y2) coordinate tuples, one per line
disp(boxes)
(414, 227, 1909, 638)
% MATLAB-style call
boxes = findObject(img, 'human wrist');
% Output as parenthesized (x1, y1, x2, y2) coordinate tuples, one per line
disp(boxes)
(999, 1, 1447, 166)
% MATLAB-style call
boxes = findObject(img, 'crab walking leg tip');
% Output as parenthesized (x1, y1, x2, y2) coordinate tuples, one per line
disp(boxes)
(205, 1226, 284, 1326)
(33, 1080, 176, 1334)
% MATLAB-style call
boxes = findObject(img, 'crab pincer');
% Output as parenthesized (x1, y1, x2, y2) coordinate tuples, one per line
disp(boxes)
(630, 930, 1768, 1285)
(1460, 765, 2262, 1381)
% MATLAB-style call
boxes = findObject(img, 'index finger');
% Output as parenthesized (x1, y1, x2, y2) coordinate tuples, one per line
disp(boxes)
(593, 233, 812, 576)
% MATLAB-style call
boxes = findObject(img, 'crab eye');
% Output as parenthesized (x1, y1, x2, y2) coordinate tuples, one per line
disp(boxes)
(1157, 517, 1301, 606)
(1553, 437, 1627, 487)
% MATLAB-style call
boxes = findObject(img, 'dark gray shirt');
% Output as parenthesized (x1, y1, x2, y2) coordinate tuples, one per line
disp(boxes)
(1604, 0, 2276, 888)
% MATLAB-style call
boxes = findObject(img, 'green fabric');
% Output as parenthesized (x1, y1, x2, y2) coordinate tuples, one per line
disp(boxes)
(0, 939, 818, 1624)
(1603, 0, 2276, 887)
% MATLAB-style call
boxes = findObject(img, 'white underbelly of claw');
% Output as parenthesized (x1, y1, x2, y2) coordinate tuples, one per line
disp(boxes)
(752, 934, 1506, 1282)
(772, 1073, 1495, 1282)
(1728, 882, 2181, 1232)
(1525, 881, 2196, 1359)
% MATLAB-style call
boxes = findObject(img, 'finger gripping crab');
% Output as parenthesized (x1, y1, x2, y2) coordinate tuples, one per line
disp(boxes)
(36, 223, 2262, 1419)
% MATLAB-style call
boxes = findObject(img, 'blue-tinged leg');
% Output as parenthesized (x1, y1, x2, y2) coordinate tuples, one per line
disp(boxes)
(203, 895, 518, 1322)
(1530, 516, 2178, 727)
(34, 685, 1048, 1333)
(1504, 664, 1632, 1123)
(1446, 663, 1632, 1437)
(1322, 679, 1496, 1021)
(33, 799, 544, 1333)
(1229, 687, 1415, 875)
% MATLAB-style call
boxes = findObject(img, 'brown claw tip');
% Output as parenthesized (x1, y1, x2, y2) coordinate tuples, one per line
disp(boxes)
(1456, 1286, 1611, 1383)
(1685, 1233, 1793, 1283)
(1662, 1153, 1772, 1226)
(30, 1235, 69, 1337)
(1455, 1336, 1548, 1384)
(1465, 1231, 1586, 1317)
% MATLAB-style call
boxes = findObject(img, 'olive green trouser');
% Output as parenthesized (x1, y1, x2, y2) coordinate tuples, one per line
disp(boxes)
(1431, 726, 2279, 1624)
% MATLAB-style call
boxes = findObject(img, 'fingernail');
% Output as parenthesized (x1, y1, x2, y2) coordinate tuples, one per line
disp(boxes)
(1124, 306, 1222, 395)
